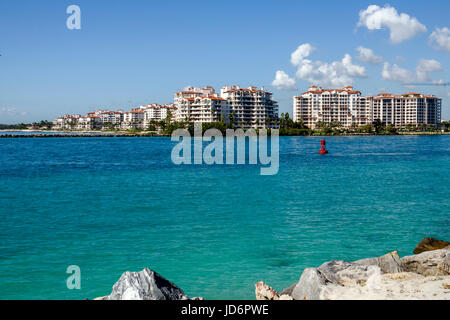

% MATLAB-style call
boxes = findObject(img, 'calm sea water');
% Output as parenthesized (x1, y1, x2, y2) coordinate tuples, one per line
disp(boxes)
(0, 136, 449, 300)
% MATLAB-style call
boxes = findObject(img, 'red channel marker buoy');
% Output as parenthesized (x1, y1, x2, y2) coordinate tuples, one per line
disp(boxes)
(319, 139, 328, 154)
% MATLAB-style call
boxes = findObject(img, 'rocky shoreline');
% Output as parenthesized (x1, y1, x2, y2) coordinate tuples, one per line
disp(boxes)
(95, 238, 449, 300)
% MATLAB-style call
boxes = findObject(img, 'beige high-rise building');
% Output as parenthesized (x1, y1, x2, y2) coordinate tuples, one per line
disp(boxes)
(174, 86, 218, 122)
(293, 85, 366, 128)
(366, 92, 442, 127)
(293, 85, 441, 128)
(220, 85, 279, 129)
(173, 85, 279, 128)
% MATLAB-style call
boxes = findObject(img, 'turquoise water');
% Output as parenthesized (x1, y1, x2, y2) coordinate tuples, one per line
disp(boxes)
(0, 136, 449, 300)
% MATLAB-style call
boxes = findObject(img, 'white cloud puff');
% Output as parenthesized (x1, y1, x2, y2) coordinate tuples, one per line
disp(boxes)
(358, 5, 427, 43)
(290, 43, 315, 67)
(382, 59, 443, 83)
(272, 70, 296, 90)
(356, 46, 383, 64)
(288, 44, 367, 88)
(429, 27, 450, 51)
(416, 59, 443, 82)
(382, 63, 415, 83)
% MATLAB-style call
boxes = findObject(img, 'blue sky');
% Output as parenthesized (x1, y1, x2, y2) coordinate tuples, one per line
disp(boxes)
(0, 0, 449, 123)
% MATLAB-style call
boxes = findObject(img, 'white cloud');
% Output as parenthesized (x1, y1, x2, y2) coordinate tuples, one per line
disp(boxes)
(288, 43, 367, 88)
(429, 27, 450, 51)
(382, 63, 415, 83)
(290, 43, 315, 66)
(416, 59, 443, 82)
(358, 5, 427, 43)
(382, 59, 443, 84)
(356, 46, 383, 64)
(272, 70, 296, 90)
(341, 54, 367, 77)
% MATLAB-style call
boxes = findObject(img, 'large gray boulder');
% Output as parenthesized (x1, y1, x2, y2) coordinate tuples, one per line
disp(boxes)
(354, 251, 403, 274)
(106, 268, 189, 300)
(264, 245, 450, 300)
(401, 246, 450, 276)
(290, 260, 381, 300)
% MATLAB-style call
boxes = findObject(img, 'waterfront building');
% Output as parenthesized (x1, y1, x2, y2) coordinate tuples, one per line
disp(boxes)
(220, 85, 279, 129)
(293, 85, 365, 128)
(185, 96, 229, 123)
(174, 86, 218, 122)
(76, 115, 101, 130)
(174, 85, 278, 128)
(143, 104, 176, 126)
(53, 115, 81, 130)
(121, 109, 145, 130)
(366, 92, 442, 127)
(293, 85, 442, 128)
(86, 110, 124, 130)
(53, 104, 175, 131)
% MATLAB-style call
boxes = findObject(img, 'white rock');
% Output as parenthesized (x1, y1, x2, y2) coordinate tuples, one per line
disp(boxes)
(401, 246, 450, 276)
(106, 268, 189, 300)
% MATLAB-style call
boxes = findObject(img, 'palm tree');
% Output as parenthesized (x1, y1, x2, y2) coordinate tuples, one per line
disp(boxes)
(372, 119, 383, 134)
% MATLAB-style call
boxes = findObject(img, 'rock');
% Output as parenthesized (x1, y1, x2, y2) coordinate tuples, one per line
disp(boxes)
(400, 247, 450, 276)
(93, 296, 108, 300)
(255, 282, 294, 300)
(413, 238, 450, 254)
(354, 251, 403, 274)
(278, 243, 450, 300)
(320, 272, 450, 300)
(290, 268, 325, 300)
(255, 281, 279, 300)
(279, 283, 296, 296)
(290, 260, 381, 300)
(107, 268, 189, 300)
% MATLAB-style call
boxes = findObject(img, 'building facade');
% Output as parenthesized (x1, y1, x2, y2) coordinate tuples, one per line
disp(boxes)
(76, 116, 101, 130)
(366, 93, 442, 127)
(143, 104, 175, 119)
(174, 86, 221, 122)
(174, 85, 279, 128)
(220, 85, 279, 129)
(143, 104, 177, 128)
(121, 110, 145, 130)
(293, 85, 441, 128)
(293, 85, 365, 128)
(53, 115, 81, 130)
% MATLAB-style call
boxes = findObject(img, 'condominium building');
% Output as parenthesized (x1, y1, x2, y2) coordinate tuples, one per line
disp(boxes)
(293, 85, 442, 128)
(366, 92, 442, 127)
(220, 86, 279, 129)
(143, 104, 176, 125)
(174, 86, 219, 122)
(121, 109, 145, 130)
(293, 85, 366, 128)
(76, 115, 101, 130)
(84, 110, 124, 130)
(53, 115, 82, 130)
(174, 85, 279, 128)
(96, 111, 123, 125)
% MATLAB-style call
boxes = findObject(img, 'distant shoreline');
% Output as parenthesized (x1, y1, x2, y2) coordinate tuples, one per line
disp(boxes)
(1, 129, 449, 138)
